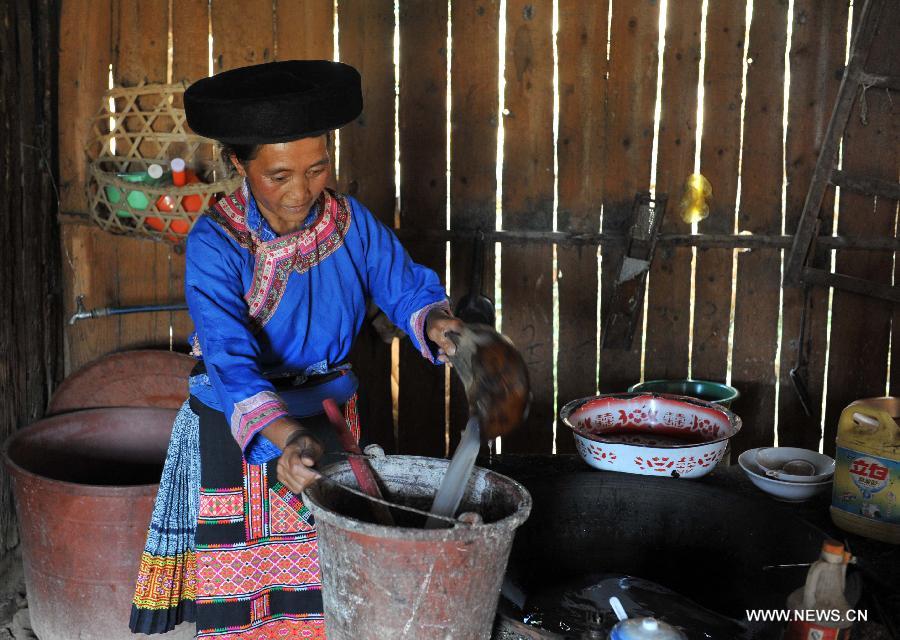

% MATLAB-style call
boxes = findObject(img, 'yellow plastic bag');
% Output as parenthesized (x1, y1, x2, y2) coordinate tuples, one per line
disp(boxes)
(678, 173, 712, 224)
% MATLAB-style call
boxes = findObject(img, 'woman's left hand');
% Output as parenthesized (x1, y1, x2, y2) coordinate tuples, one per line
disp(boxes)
(425, 306, 465, 363)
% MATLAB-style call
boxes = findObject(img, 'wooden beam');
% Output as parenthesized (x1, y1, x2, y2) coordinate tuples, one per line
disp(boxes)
(831, 169, 900, 201)
(803, 268, 900, 304)
(394, 228, 900, 251)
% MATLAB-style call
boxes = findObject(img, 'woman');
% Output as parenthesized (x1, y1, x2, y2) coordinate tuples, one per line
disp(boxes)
(130, 60, 463, 639)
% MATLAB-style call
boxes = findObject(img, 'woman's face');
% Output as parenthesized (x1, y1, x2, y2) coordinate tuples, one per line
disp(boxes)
(232, 135, 331, 235)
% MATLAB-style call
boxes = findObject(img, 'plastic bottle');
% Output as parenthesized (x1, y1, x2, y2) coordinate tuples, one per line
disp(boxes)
(609, 617, 686, 640)
(784, 540, 853, 640)
(147, 163, 164, 180)
(170, 157, 187, 186)
(831, 396, 899, 544)
(149, 160, 208, 237)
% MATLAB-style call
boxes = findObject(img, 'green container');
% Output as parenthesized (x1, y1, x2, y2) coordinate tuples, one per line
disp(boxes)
(628, 379, 739, 408)
(104, 172, 153, 218)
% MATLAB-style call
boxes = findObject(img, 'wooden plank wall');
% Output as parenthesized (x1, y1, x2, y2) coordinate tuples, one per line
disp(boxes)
(2, 0, 63, 555)
(57, 0, 897, 458)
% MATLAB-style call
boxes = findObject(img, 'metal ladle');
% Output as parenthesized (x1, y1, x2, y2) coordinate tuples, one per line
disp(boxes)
(426, 325, 531, 528)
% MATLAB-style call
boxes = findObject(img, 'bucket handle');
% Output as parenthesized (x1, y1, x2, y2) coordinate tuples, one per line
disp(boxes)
(313, 475, 470, 528)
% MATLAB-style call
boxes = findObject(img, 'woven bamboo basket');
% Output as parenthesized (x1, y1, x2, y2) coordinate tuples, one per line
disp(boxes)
(85, 83, 242, 242)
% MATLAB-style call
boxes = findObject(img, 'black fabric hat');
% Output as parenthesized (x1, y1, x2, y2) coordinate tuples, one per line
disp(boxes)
(184, 60, 362, 145)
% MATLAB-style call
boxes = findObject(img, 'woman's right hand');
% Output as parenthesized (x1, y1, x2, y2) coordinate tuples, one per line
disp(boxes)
(263, 417, 324, 494)
(276, 430, 324, 494)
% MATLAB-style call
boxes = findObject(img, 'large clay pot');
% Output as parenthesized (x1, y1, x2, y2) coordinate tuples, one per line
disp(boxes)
(3, 407, 193, 639)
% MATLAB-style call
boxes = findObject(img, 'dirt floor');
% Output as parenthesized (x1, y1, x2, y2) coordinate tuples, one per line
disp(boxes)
(0, 550, 34, 640)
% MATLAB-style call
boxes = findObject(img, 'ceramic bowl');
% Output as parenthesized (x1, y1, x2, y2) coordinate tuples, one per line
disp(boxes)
(560, 393, 742, 479)
(738, 449, 832, 502)
(628, 379, 739, 408)
(754, 447, 835, 483)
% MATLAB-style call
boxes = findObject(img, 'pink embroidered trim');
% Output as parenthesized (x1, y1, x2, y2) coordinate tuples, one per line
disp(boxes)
(244, 190, 352, 333)
(206, 190, 254, 250)
(230, 391, 288, 450)
(199, 488, 243, 521)
(409, 300, 451, 363)
(195, 614, 325, 639)
(244, 460, 268, 540)
(195, 541, 321, 601)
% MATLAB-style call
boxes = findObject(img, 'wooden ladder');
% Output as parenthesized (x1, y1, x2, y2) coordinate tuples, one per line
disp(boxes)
(784, 0, 900, 303)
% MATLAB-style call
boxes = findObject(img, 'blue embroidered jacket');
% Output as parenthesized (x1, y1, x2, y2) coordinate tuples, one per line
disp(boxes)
(185, 183, 448, 458)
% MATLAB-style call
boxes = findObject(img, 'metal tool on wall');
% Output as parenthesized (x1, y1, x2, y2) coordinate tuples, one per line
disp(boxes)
(789, 286, 815, 417)
(602, 192, 668, 350)
(454, 230, 495, 326)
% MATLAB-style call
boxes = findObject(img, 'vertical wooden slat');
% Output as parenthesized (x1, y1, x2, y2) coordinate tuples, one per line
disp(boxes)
(729, 0, 789, 453)
(893, 237, 900, 397)
(397, 0, 449, 456)
(643, 0, 703, 382)
(59, 0, 115, 372)
(894, 227, 900, 396)
(112, 0, 173, 353)
(114, 0, 168, 85)
(777, 0, 849, 449)
(211, 0, 274, 73)
(555, 0, 609, 453)
(61, 222, 121, 373)
(823, 0, 899, 456)
(275, 0, 334, 60)
(172, 0, 209, 84)
(499, 0, 555, 453)
(58, 0, 113, 213)
(448, 0, 500, 449)
(170, 0, 211, 347)
(598, 0, 661, 393)
(339, 0, 397, 450)
(692, 1, 746, 382)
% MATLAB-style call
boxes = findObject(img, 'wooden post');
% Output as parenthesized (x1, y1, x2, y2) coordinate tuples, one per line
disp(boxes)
(643, 0, 703, 382)
(448, 0, 500, 452)
(556, 0, 609, 453)
(339, 0, 397, 451)
(500, 0, 555, 453)
(692, 1, 747, 383)
(777, 0, 849, 449)
(397, 0, 449, 457)
(1, 0, 63, 554)
(729, 0, 789, 453)
(598, 0, 661, 393)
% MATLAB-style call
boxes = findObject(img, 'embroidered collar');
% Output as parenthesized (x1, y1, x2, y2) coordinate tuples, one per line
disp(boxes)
(242, 179, 321, 244)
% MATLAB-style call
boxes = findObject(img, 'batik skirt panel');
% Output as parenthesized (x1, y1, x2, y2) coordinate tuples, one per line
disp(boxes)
(130, 401, 200, 634)
(191, 394, 359, 639)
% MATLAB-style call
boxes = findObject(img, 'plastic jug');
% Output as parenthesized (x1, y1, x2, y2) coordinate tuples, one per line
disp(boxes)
(831, 396, 899, 544)
(609, 617, 686, 640)
(784, 540, 853, 640)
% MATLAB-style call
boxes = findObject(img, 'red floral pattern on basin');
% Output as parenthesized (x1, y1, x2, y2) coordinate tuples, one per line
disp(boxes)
(561, 393, 740, 479)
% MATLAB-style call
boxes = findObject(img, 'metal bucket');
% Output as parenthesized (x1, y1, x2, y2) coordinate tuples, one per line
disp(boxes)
(304, 455, 532, 640)
(2, 407, 193, 640)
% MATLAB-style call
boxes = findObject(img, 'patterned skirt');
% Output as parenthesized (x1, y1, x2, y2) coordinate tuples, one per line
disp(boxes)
(131, 394, 360, 638)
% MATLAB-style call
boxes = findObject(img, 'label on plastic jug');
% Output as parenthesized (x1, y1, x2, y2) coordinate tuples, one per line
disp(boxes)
(784, 620, 850, 640)
(832, 446, 898, 525)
